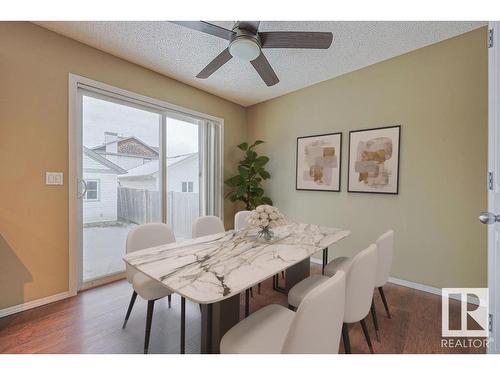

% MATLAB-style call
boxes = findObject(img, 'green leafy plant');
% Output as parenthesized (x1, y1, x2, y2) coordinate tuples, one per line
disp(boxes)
(225, 140, 273, 210)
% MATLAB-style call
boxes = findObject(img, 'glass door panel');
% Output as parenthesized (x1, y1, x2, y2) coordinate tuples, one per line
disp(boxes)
(166, 115, 201, 240)
(81, 94, 161, 283)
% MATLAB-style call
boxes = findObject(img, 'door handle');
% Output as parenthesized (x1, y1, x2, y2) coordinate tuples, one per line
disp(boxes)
(77, 179, 87, 199)
(478, 211, 500, 224)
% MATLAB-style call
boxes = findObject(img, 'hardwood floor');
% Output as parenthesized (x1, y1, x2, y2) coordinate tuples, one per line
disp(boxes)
(0, 265, 486, 354)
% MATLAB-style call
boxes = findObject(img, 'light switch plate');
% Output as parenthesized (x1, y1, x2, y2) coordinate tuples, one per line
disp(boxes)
(46, 172, 64, 185)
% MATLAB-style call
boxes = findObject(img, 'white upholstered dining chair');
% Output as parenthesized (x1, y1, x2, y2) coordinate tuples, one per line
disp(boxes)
(192, 215, 225, 238)
(220, 270, 346, 354)
(324, 230, 394, 341)
(288, 244, 377, 353)
(373, 230, 394, 318)
(234, 210, 251, 231)
(122, 223, 176, 354)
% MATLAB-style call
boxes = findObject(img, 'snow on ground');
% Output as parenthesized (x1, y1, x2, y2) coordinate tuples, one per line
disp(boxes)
(83, 222, 136, 281)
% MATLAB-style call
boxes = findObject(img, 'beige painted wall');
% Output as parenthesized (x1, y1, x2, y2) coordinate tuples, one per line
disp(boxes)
(247, 27, 488, 288)
(0, 22, 247, 309)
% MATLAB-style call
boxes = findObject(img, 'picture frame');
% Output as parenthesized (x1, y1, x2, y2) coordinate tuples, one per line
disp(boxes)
(296, 132, 342, 192)
(347, 125, 400, 194)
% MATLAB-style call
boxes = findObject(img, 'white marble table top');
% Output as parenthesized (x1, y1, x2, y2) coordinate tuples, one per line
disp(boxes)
(123, 222, 350, 304)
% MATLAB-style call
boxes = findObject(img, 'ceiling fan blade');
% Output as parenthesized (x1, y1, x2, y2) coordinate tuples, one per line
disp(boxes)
(250, 52, 279, 87)
(236, 21, 260, 34)
(260, 32, 333, 49)
(196, 48, 233, 79)
(170, 21, 235, 41)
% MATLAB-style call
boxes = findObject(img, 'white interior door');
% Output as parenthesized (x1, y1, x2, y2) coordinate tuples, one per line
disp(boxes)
(485, 21, 500, 353)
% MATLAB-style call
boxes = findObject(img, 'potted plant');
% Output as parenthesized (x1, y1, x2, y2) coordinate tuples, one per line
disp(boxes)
(225, 140, 273, 210)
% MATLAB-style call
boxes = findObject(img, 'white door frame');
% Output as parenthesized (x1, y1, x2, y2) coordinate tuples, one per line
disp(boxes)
(488, 22, 500, 354)
(68, 73, 224, 294)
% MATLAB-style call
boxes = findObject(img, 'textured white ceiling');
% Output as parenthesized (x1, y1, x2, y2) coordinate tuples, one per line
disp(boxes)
(35, 21, 486, 107)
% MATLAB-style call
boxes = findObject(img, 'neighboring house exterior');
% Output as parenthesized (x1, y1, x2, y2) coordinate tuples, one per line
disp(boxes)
(118, 153, 199, 193)
(84, 132, 198, 228)
(92, 132, 159, 171)
(168, 153, 199, 193)
(83, 147, 126, 224)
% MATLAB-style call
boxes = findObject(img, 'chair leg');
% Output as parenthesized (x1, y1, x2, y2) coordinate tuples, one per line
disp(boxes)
(144, 300, 155, 354)
(371, 299, 380, 342)
(258, 283, 261, 294)
(245, 289, 250, 317)
(378, 286, 391, 318)
(180, 297, 186, 354)
(281, 270, 285, 279)
(168, 294, 172, 308)
(342, 323, 351, 354)
(360, 318, 374, 354)
(122, 291, 137, 329)
(322, 247, 329, 275)
(250, 287, 254, 298)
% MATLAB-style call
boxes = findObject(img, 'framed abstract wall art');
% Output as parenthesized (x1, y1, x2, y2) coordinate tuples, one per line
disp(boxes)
(296, 132, 342, 192)
(348, 125, 400, 194)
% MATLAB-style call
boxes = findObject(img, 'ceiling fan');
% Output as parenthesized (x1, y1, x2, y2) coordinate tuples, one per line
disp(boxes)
(171, 21, 333, 87)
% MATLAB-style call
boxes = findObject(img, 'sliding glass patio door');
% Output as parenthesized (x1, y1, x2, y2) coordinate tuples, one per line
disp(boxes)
(75, 83, 222, 290)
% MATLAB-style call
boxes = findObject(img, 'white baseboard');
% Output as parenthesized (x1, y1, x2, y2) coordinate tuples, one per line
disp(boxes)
(388, 276, 442, 296)
(0, 291, 72, 318)
(388, 277, 480, 305)
(311, 257, 479, 305)
(310, 256, 322, 265)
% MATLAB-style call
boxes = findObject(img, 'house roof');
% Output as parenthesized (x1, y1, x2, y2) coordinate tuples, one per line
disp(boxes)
(92, 135, 159, 156)
(84, 147, 128, 174)
(118, 153, 197, 179)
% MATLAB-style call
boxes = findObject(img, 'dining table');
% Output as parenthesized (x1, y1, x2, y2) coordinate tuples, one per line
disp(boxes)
(123, 222, 350, 353)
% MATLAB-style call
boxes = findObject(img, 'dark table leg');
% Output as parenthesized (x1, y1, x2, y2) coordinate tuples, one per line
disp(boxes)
(245, 289, 250, 317)
(180, 297, 186, 354)
(200, 293, 240, 354)
(273, 257, 311, 293)
(286, 257, 310, 291)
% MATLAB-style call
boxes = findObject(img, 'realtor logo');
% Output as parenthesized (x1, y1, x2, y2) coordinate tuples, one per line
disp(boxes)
(442, 288, 489, 337)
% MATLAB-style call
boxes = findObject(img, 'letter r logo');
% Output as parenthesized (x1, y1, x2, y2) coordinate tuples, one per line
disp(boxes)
(442, 288, 489, 337)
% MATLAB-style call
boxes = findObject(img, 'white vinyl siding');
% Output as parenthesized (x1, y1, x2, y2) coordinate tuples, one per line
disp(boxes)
(83, 153, 109, 171)
(82, 173, 118, 223)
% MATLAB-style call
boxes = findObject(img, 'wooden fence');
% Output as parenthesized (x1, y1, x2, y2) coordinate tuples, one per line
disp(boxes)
(167, 191, 200, 240)
(117, 187, 198, 239)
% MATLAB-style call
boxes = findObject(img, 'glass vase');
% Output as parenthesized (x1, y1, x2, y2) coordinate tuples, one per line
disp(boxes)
(257, 225, 274, 241)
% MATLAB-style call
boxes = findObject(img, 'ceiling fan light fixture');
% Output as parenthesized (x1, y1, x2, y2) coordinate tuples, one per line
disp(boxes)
(228, 36, 261, 62)
(174, 21, 333, 87)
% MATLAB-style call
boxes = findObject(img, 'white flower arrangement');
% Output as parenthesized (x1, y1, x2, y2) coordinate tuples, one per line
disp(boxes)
(247, 205, 286, 240)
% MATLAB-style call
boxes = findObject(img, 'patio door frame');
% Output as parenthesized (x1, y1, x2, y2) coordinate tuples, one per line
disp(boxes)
(68, 73, 224, 294)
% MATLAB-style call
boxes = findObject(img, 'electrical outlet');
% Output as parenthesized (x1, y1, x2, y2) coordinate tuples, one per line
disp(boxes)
(46, 172, 64, 185)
